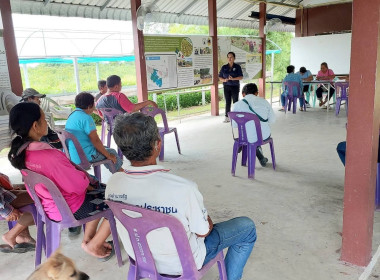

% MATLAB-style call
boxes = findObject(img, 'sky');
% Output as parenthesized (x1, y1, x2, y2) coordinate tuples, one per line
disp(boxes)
(11, 14, 135, 58)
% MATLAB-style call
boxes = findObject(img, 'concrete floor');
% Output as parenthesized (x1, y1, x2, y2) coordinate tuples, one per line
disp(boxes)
(0, 102, 379, 280)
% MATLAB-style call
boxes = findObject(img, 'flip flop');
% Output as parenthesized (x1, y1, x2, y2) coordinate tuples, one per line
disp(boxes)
(278, 108, 285, 111)
(98, 241, 114, 262)
(0, 242, 35, 253)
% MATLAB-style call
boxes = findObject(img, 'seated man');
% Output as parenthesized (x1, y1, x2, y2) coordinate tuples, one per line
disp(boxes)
(96, 75, 157, 117)
(65, 92, 123, 173)
(280, 65, 304, 111)
(296, 66, 313, 107)
(21, 88, 62, 149)
(0, 88, 20, 115)
(232, 83, 276, 167)
(95, 80, 108, 102)
(0, 172, 35, 253)
(106, 113, 256, 280)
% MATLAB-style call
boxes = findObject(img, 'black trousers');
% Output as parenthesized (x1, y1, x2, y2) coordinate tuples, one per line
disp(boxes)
(316, 86, 335, 100)
(224, 85, 240, 117)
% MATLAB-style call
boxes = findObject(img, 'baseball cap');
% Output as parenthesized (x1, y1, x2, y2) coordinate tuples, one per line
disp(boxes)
(21, 88, 46, 101)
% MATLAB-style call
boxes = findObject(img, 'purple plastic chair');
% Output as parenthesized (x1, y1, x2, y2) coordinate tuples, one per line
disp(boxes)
(141, 107, 181, 161)
(21, 169, 123, 267)
(105, 200, 227, 280)
(283, 81, 304, 114)
(98, 108, 124, 158)
(335, 82, 349, 116)
(228, 112, 276, 179)
(56, 129, 115, 182)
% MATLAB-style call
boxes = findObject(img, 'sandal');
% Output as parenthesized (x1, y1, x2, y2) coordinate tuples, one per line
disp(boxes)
(0, 242, 35, 254)
(98, 241, 114, 262)
(299, 107, 304, 111)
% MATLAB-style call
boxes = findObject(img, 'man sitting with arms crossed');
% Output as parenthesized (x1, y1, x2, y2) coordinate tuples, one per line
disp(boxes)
(96, 75, 157, 117)
(232, 83, 276, 167)
(105, 113, 257, 280)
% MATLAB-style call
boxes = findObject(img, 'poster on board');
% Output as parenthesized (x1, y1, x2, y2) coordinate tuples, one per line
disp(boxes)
(217, 36, 262, 80)
(0, 36, 11, 90)
(144, 35, 213, 91)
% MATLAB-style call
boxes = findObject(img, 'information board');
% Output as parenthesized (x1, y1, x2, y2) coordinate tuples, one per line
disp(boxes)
(0, 36, 11, 90)
(217, 36, 263, 80)
(144, 35, 263, 92)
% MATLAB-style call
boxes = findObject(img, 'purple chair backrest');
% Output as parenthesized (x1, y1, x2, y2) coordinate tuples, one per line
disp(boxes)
(228, 112, 263, 145)
(98, 108, 124, 127)
(21, 169, 78, 225)
(141, 107, 170, 132)
(105, 200, 199, 279)
(335, 82, 349, 98)
(55, 129, 91, 170)
(284, 81, 301, 97)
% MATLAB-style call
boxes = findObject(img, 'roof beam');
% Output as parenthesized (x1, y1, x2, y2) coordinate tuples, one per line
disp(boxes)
(100, 0, 112, 11)
(177, 0, 198, 17)
(267, 0, 286, 13)
(232, 3, 255, 20)
(44, 0, 51, 6)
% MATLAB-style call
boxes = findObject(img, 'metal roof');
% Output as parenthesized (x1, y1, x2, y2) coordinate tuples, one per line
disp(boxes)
(10, 0, 306, 32)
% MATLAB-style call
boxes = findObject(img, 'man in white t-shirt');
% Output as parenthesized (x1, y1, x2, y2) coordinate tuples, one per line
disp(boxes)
(105, 113, 256, 280)
(232, 83, 276, 167)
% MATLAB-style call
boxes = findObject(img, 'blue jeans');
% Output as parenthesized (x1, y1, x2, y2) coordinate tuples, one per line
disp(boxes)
(90, 147, 123, 172)
(337, 141, 346, 166)
(281, 93, 304, 107)
(203, 217, 256, 280)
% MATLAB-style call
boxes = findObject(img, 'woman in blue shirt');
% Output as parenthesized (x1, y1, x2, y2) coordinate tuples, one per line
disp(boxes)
(219, 52, 243, 123)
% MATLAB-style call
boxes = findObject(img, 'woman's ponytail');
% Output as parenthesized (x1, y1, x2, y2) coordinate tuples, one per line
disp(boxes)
(8, 103, 41, 170)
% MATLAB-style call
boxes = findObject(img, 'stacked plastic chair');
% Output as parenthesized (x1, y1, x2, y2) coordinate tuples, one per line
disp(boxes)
(98, 108, 123, 158)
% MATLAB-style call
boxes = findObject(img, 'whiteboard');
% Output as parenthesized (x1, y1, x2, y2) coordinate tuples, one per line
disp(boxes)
(290, 33, 351, 75)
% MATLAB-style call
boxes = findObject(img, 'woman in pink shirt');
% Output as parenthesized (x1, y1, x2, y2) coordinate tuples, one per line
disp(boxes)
(316, 62, 336, 107)
(8, 102, 114, 260)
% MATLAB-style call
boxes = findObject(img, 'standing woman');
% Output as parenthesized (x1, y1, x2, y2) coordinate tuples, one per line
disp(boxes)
(219, 52, 243, 123)
(315, 62, 336, 107)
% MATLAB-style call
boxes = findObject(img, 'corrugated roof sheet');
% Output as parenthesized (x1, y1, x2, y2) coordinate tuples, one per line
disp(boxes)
(11, 0, 303, 32)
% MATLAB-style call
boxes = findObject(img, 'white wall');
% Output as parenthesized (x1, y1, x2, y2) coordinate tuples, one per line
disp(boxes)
(290, 33, 351, 75)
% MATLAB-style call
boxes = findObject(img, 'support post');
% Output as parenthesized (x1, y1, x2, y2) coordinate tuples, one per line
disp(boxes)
(131, 0, 148, 102)
(258, 2, 266, 98)
(0, 0, 23, 95)
(72, 57, 81, 94)
(95, 62, 100, 81)
(23, 64, 30, 88)
(208, 0, 219, 116)
(341, 0, 380, 266)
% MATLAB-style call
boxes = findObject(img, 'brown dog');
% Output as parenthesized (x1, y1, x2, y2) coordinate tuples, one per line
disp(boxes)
(27, 249, 89, 280)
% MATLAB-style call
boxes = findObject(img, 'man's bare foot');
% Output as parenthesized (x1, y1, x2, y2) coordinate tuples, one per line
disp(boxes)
(81, 241, 111, 258)
(15, 235, 35, 244)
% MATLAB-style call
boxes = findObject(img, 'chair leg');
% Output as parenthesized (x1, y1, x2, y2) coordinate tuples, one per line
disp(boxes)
(35, 216, 45, 267)
(108, 214, 123, 267)
(101, 121, 105, 143)
(107, 129, 112, 148)
(94, 165, 101, 182)
(269, 140, 276, 170)
(284, 97, 288, 114)
(247, 145, 256, 179)
(46, 223, 61, 258)
(127, 262, 137, 280)
(241, 146, 247, 166)
(231, 142, 239, 176)
(335, 99, 341, 116)
(159, 134, 165, 161)
(345, 99, 349, 117)
(216, 251, 228, 280)
(173, 129, 181, 154)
